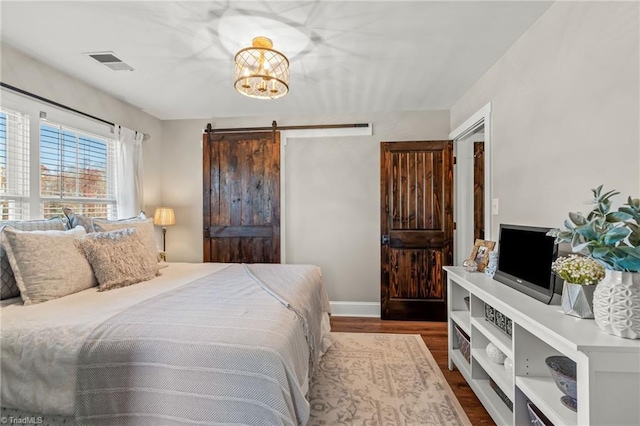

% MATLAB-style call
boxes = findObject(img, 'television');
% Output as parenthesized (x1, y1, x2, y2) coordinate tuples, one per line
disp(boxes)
(494, 224, 560, 304)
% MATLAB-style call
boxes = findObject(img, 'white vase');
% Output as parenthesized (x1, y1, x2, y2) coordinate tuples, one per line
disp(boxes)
(593, 270, 640, 339)
(486, 342, 507, 364)
(504, 357, 513, 375)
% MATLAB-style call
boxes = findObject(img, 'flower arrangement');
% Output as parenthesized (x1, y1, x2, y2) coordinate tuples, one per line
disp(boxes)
(551, 255, 605, 285)
(549, 185, 640, 272)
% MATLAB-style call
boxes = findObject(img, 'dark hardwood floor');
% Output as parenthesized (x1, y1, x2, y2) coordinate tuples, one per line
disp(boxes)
(330, 316, 495, 426)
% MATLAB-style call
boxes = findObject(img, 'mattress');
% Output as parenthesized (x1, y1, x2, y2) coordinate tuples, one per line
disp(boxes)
(1, 262, 330, 423)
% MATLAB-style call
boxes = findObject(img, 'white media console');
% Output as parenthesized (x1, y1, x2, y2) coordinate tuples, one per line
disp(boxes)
(444, 266, 640, 426)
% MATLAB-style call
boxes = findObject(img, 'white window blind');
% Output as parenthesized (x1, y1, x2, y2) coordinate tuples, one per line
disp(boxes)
(0, 107, 30, 220)
(40, 120, 117, 219)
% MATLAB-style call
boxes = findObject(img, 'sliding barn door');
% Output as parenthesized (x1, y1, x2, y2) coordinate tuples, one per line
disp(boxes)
(203, 132, 280, 263)
(380, 141, 454, 321)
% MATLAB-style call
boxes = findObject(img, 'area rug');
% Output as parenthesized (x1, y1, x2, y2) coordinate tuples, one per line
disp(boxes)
(308, 332, 471, 426)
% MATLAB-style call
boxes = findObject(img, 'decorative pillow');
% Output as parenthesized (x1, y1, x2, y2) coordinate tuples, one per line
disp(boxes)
(93, 218, 158, 261)
(64, 208, 147, 233)
(1, 227, 96, 305)
(63, 207, 96, 233)
(76, 228, 159, 291)
(0, 217, 66, 300)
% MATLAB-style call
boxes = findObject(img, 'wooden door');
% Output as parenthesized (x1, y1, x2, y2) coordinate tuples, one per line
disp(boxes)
(380, 141, 454, 321)
(473, 142, 485, 241)
(203, 131, 280, 263)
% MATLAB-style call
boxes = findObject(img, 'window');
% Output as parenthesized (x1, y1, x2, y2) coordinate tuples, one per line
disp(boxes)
(0, 107, 30, 220)
(40, 120, 117, 219)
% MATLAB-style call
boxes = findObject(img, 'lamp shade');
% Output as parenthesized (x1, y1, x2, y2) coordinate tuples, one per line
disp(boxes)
(153, 207, 175, 226)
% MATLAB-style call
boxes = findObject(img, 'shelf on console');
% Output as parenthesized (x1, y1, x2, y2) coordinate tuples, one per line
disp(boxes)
(474, 378, 513, 426)
(450, 349, 471, 381)
(471, 317, 513, 358)
(516, 376, 576, 426)
(472, 348, 514, 401)
(450, 310, 470, 335)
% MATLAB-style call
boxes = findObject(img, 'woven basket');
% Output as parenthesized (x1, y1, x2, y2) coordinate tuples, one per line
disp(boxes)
(455, 324, 470, 363)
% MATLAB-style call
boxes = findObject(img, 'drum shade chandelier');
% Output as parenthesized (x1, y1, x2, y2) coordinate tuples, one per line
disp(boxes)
(234, 37, 289, 99)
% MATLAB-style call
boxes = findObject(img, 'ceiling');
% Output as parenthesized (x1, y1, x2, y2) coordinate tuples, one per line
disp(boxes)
(1, 1, 552, 120)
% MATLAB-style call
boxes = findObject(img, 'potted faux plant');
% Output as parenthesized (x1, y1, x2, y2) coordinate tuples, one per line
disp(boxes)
(551, 255, 605, 318)
(550, 185, 640, 339)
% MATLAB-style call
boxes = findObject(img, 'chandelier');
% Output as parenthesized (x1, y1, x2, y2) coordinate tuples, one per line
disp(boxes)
(234, 37, 289, 99)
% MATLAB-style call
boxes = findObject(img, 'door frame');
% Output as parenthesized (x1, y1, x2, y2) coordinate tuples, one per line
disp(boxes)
(450, 102, 493, 263)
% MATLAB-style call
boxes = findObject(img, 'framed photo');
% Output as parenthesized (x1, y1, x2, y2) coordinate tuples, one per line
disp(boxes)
(469, 239, 496, 272)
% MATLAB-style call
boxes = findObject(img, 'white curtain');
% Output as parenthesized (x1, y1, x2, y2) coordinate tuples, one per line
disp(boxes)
(115, 125, 144, 218)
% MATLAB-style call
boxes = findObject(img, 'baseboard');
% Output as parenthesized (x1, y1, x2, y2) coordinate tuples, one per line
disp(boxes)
(330, 301, 380, 317)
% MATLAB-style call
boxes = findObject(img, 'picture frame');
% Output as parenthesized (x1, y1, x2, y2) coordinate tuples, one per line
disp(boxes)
(469, 239, 496, 272)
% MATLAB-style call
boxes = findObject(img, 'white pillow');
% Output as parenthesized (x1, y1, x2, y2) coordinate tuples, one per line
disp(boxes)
(0, 217, 67, 300)
(93, 218, 158, 261)
(1, 227, 96, 305)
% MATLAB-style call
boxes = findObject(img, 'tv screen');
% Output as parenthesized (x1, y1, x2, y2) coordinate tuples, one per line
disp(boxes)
(494, 224, 559, 304)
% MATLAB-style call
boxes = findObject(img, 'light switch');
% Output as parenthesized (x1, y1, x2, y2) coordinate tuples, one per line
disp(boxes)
(492, 199, 499, 215)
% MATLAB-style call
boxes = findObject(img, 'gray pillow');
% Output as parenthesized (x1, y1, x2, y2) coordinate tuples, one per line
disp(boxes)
(76, 228, 159, 291)
(63, 208, 147, 233)
(0, 217, 66, 299)
(2, 227, 96, 305)
(63, 207, 96, 233)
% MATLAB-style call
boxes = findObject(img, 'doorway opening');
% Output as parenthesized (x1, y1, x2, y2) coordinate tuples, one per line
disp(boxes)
(449, 103, 493, 265)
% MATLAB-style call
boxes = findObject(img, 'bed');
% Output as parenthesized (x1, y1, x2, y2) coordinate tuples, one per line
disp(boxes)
(1, 262, 332, 425)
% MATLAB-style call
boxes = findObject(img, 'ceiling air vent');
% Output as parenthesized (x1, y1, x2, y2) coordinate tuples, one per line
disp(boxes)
(84, 51, 134, 71)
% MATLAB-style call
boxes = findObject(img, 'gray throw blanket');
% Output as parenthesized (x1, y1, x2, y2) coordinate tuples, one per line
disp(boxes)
(75, 264, 330, 425)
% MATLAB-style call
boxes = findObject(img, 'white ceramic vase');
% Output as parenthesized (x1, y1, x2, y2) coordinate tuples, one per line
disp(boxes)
(593, 270, 640, 339)
(486, 342, 507, 364)
(504, 357, 513, 375)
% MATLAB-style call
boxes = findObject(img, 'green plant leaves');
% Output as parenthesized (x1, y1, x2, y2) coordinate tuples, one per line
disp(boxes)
(606, 211, 633, 222)
(558, 186, 638, 271)
(569, 212, 587, 226)
(575, 223, 598, 241)
(590, 246, 609, 259)
(617, 255, 640, 272)
(573, 241, 593, 253)
(603, 226, 631, 245)
(619, 246, 640, 259)
(628, 223, 640, 247)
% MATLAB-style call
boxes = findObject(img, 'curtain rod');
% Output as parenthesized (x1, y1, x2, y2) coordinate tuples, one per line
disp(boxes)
(205, 121, 369, 133)
(1, 82, 150, 140)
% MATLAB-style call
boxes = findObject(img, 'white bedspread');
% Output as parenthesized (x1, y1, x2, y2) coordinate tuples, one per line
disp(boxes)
(0, 263, 238, 416)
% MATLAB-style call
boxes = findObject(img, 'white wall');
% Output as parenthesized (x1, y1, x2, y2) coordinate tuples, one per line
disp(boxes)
(451, 1, 640, 240)
(160, 110, 450, 303)
(0, 42, 164, 216)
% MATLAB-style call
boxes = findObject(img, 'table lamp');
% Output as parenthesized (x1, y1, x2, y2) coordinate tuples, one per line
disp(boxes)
(153, 207, 175, 255)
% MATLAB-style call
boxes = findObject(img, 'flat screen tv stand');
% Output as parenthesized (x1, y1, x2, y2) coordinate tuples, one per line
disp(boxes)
(444, 266, 640, 426)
